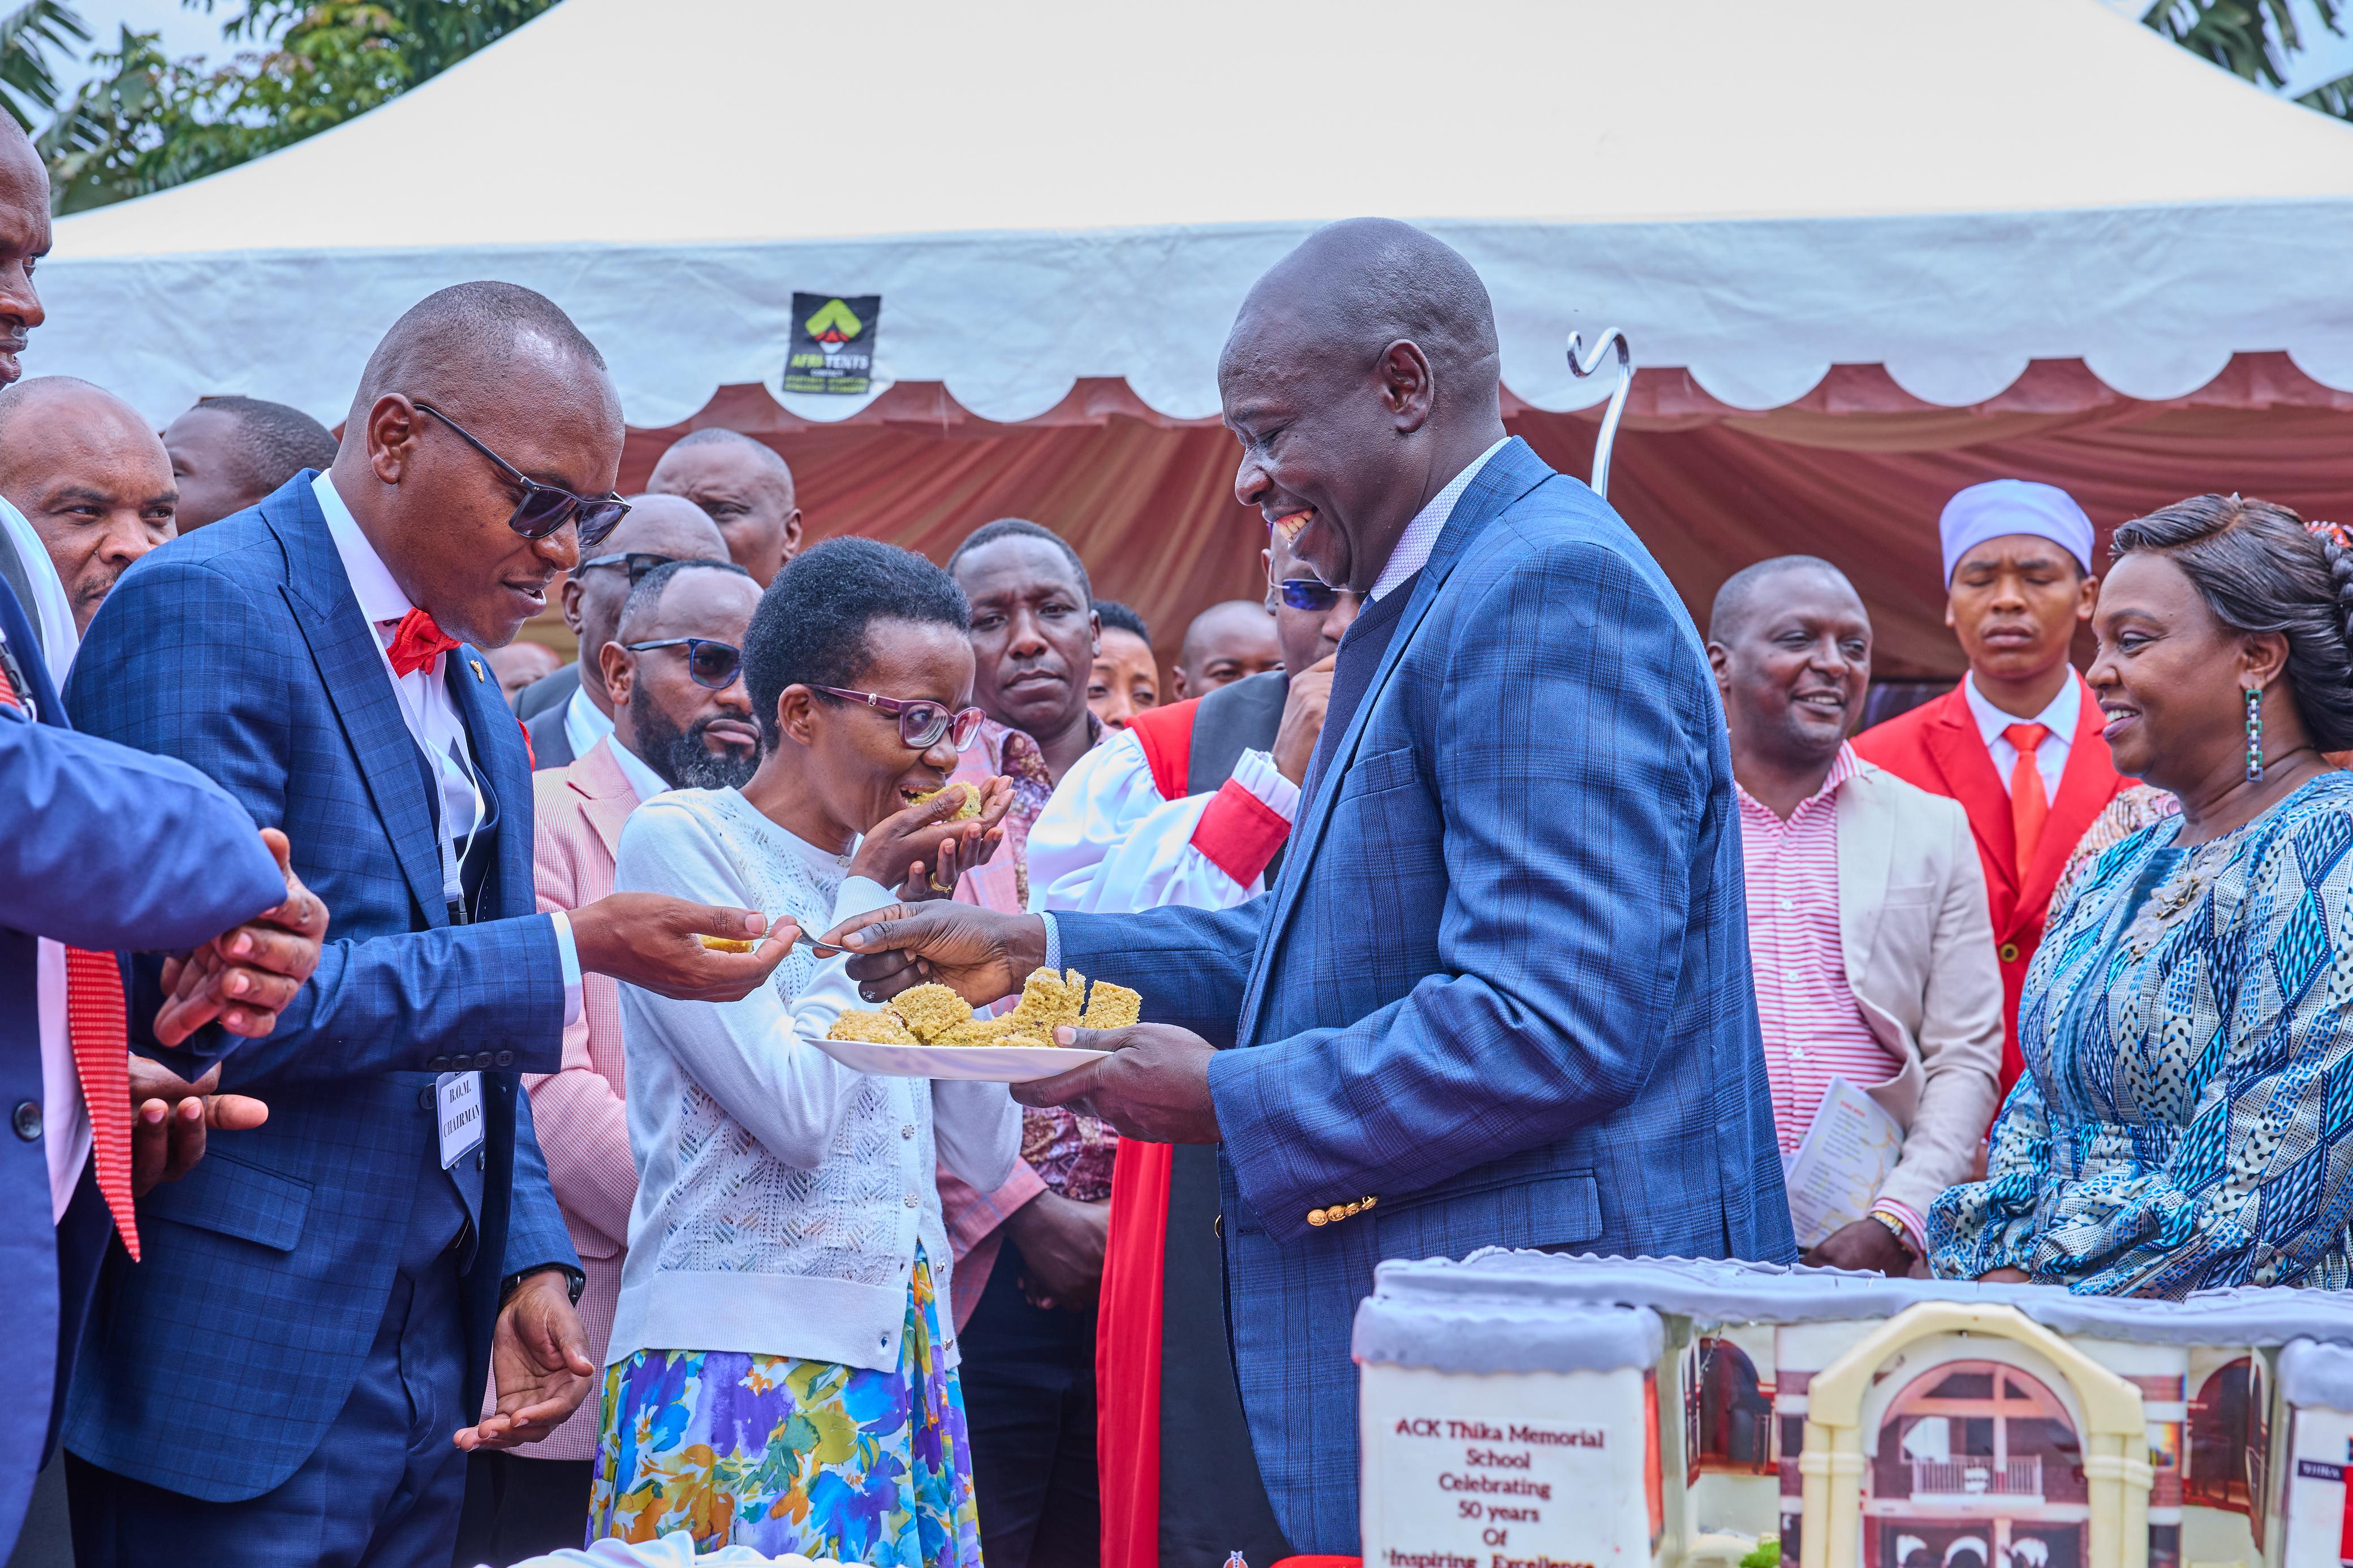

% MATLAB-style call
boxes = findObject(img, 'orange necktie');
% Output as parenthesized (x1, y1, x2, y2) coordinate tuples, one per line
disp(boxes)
(2005, 722, 2052, 876)
(64, 947, 137, 1259)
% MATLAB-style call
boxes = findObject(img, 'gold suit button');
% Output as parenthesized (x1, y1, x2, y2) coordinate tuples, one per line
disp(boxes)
(1998, 941, 2021, 964)
(1363, 1195, 1378, 1209)
(1343, 1202, 1363, 1218)
(1307, 1208, 1329, 1228)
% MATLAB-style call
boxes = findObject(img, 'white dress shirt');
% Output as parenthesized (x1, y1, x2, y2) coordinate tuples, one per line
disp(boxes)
(3, 493, 90, 1220)
(1366, 436, 1511, 602)
(565, 683, 615, 764)
(313, 472, 581, 1019)
(1041, 438, 1512, 973)
(1962, 669, 2080, 801)
(605, 731, 669, 806)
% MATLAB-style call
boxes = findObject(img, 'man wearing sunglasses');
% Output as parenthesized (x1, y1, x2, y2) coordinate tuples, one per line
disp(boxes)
(514, 495, 731, 771)
(63, 282, 794, 1568)
(831, 221, 1793, 1556)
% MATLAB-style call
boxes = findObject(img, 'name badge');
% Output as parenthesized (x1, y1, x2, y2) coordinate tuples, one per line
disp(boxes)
(437, 1070, 485, 1169)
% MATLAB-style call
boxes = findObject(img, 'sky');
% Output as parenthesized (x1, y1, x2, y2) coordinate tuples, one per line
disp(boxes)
(2096, 0, 2353, 97)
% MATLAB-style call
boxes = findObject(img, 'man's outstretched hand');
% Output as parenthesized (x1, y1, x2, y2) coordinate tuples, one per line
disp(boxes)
(570, 893, 798, 1002)
(1014, 1022, 1222, 1144)
(455, 1271, 596, 1452)
(128, 1056, 268, 1196)
(154, 827, 328, 1046)
(824, 902, 1048, 1008)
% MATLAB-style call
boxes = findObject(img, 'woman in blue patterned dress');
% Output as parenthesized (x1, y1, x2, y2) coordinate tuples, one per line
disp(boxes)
(1932, 495, 2353, 1296)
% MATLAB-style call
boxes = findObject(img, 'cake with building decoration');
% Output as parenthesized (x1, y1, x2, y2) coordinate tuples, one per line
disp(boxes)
(1352, 1251, 2353, 1568)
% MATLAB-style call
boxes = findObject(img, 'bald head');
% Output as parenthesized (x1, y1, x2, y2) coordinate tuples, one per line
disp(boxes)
(0, 117, 49, 386)
(348, 280, 618, 434)
(1226, 219, 1499, 422)
(0, 377, 175, 631)
(564, 491, 732, 712)
(1174, 599, 1281, 699)
(647, 427, 803, 586)
(331, 282, 626, 649)
(1219, 220, 1509, 596)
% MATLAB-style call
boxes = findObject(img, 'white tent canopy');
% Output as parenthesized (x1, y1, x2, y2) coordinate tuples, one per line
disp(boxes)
(39, 0, 2353, 429)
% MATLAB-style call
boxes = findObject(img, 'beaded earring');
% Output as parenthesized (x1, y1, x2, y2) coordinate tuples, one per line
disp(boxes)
(2246, 686, 2265, 782)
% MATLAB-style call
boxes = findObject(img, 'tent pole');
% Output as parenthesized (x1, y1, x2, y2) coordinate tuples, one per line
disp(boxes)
(1566, 328, 1633, 500)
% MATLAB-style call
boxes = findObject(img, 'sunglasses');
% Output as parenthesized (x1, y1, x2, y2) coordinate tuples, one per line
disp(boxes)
(809, 685, 987, 751)
(412, 400, 632, 550)
(1281, 577, 1343, 612)
(580, 551, 679, 584)
(624, 637, 743, 690)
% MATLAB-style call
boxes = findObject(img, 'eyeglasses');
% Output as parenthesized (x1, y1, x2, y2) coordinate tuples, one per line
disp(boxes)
(809, 685, 987, 751)
(580, 551, 679, 584)
(1281, 578, 1342, 612)
(412, 399, 632, 550)
(624, 638, 743, 690)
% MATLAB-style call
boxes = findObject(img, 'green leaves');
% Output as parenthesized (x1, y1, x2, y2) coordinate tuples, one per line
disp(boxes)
(0, 0, 91, 132)
(36, 0, 559, 212)
(2139, 0, 2351, 116)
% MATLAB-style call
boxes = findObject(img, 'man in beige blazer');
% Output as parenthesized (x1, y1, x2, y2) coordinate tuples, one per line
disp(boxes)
(456, 559, 764, 1563)
(1709, 555, 2003, 1276)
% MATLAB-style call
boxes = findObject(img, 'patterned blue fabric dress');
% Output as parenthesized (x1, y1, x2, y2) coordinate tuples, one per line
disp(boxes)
(1931, 771, 2353, 1296)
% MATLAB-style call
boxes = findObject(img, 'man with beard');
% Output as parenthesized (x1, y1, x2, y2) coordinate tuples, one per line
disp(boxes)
(517, 495, 731, 768)
(0, 377, 178, 636)
(457, 556, 762, 1562)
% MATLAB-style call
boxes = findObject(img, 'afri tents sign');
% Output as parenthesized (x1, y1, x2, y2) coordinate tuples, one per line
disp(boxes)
(785, 293, 880, 395)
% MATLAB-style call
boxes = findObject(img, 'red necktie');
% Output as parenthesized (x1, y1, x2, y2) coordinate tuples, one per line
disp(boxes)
(64, 947, 137, 1259)
(387, 608, 459, 679)
(2005, 722, 2052, 876)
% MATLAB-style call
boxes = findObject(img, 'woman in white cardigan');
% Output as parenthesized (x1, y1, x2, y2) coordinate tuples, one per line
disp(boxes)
(591, 539, 1021, 1566)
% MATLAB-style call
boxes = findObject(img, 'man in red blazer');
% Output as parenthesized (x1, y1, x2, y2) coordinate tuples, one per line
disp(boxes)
(1854, 480, 2127, 1097)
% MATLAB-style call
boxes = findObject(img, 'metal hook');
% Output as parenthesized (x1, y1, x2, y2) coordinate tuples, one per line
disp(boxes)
(1565, 328, 1634, 500)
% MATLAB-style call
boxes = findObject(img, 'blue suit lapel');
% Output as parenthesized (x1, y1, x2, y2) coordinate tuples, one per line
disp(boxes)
(263, 481, 449, 926)
(446, 641, 533, 921)
(1235, 438, 1559, 1044)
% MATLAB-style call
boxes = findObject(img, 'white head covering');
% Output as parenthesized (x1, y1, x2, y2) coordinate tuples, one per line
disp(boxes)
(0, 493, 78, 679)
(1939, 479, 2095, 584)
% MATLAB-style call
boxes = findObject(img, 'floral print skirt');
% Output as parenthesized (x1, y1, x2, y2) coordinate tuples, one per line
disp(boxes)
(588, 1254, 980, 1565)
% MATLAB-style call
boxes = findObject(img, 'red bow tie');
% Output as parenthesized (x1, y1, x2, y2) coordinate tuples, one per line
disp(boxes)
(387, 608, 460, 679)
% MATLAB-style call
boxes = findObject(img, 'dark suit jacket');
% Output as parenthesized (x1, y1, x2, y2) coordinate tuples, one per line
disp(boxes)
(514, 660, 579, 721)
(0, 573, 281, 1547)
(1057, 439, 1793, 1550)
(525, 694, 578, 771)
(62, 474, 578, 1502)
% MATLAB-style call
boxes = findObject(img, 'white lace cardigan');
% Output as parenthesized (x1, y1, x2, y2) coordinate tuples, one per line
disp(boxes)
(605, 788, 1019, 1375)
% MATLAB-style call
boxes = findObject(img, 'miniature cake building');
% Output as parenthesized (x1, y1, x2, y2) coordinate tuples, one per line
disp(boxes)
(1352, 1252, 2353, 1568)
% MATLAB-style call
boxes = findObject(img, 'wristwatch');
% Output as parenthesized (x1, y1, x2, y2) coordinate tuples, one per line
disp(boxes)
(1867, 1208, 1916, 1258)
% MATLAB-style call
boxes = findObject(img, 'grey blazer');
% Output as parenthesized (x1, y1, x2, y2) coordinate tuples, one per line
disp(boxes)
(1837, 759, 2006, 1216)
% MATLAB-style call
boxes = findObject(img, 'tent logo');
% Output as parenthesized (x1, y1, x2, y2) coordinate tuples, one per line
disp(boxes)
(785, 291, 880, 396)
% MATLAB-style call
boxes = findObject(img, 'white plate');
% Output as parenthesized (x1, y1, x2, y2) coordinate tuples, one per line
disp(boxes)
(814, 1036, 1109, 1084)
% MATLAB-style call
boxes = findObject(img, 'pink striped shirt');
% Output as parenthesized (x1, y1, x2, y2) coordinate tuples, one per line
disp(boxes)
(1736, 745, 1920, 1249)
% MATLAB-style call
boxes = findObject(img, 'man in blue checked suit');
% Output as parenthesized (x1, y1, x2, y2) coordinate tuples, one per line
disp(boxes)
(62, 283, 790, 1567)
(833, 220, 1795, 1552)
